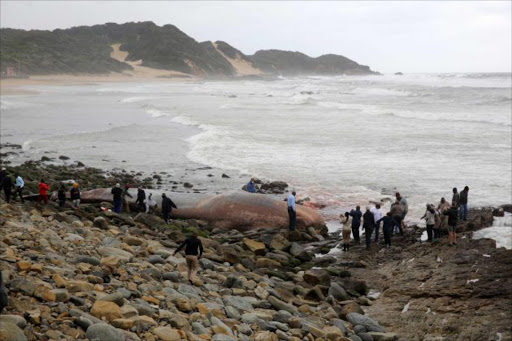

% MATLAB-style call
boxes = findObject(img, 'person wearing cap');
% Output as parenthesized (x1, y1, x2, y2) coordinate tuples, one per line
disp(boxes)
(246, 178, 256, 193)
(111, 183, 123, 213)
(13, 173, 25, 203)
(363, 206, 375, 250)
(161, 193, 178, 224)
(70, 182, 81, 208)
(287, 191, 297, 231)
(173, 231, 204, 285)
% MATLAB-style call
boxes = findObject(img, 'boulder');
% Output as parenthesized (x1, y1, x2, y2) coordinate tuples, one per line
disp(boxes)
(329, 282, 349, 301)
(268, 296, 298, 315)
(153, 327, 182, 341)
(85, 323, 125, 341)
(243, 238, 266, 255)
(90, 301, 122, 321)
(304, 269, 331, 286)
(0, 321, 27, 341)
(340, 302, 365, 319)
(270, 234, 290, 251)
(347, 313, 384, 333)
(256, 258, 282, 269)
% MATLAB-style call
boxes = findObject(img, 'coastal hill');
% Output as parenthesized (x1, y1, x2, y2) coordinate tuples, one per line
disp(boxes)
(0, 21, 377, 77)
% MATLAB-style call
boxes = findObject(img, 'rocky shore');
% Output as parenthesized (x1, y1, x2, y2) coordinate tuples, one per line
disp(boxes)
(0, 162, 510, 341)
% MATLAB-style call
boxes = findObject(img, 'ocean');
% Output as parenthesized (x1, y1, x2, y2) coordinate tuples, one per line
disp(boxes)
(1, 73, 511, 224)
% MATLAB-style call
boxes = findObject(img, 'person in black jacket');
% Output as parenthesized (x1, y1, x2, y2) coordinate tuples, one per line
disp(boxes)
(443, 203, 459, 246)
(377, 212, 397, 247)
(111, 183, 123, 213)
(173, 232, 203, 284)
(362, 206, 375, 250)
(459, 186, 469, 221)
(0, 172, 14, 203)
(161, 193, 177, 224)
(58, 184, 67, 208)
(349, 206, 362, 244)
(135, 188, 146, 212)
(70, 183, 81, 208)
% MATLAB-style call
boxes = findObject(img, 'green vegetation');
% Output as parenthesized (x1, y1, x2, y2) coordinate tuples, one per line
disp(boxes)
(0, 21, 377, 76)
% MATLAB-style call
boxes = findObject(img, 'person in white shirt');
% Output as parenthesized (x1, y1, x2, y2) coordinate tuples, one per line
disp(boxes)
(144, 193, 158, 213)
(287, 191, 296, 231)
(370, 203, 383, 242)
(13, 173, 25, 203)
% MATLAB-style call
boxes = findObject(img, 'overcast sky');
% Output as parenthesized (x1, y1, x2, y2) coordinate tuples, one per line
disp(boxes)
(1, 1, 511, 73)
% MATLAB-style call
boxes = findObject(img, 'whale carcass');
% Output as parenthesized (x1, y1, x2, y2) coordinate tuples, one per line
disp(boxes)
(80, 189, 325, 232)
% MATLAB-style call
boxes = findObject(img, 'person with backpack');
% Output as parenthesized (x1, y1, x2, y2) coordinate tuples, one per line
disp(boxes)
(70, 182, 81, 208)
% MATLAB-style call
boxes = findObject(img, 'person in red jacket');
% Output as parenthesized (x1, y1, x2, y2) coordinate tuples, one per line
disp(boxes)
(37, 179, 50, 207)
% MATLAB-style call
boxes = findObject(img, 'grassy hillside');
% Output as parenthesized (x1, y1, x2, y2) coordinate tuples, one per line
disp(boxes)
(0, 21, 377, 76)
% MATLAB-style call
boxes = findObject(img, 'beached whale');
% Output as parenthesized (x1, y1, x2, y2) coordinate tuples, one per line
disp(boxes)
(79, 188, 326, 232)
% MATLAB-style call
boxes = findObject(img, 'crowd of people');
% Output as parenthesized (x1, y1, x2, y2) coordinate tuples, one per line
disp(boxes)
(338, 187, 470, 250)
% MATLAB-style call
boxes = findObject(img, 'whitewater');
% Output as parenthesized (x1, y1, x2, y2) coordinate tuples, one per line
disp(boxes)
(1, 73, 511, 226)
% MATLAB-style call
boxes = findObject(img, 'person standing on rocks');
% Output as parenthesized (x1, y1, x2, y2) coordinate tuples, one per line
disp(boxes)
(421, 204, 435, 242)
(341, 212, 352, 251)
(363, 206, 375, 250)
(376, 212, 396, 247)
(390, 200, 403, 235)
(37, 179, 50, 208)
(144, 193, 157, 213)
(371, 203, 383, 243)
(13, 173, 25, 203)
(57, 183, 66, 208)
(396, 192, 408, 230)
(136, 188, 146, 212)
(246, 178, 257, 193)
(111, 183, 123, 213)
(459, 186, 469, 221)
(437, 197, 450, 229)
(443, 203, 459, 246)
(433, 206, 441, 242)
(349, 206, 362, 243)
(122, 184, 133, 213)
(161, 193, 177, 224)
(173, 232, 204, 285)
(0, 172, 14, 203)
(452, 188, 460, 208)
(287, 191, 297, 231)
(70, 182, 81, 208)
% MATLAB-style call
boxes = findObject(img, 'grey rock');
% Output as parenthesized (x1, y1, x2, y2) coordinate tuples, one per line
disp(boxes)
(210, 316, 234, 336)
(358, 333, 375, 341)
(354, 325, 367, 334)
(130, 302, 156, 316)
(177, 283, 201, 299)
(199, 258, 216, 270)
(192, 322, 209, 335)
(117, 288, 132, 299)
(99, 292, 125, 306)
(86, 323, 125, 341)
(225, 306, 241, 320)
(268, 296, 298, 315)
(103, 237, 121, 247)
(75, 316, 94, 331)
(273, 310, 292, 324)
(329, 282, 349, 301)
(0, 315, 27, 328)
(223, 295, 254, 312)
(76, 255, 100, 266)
(347, 313, 384, 333)
(162, 272, 181, 282)
(212, 335, 237, 341)
(367, 332, 398, 341)
(0, 321, 27, 341)
(350, 335, 363, 341)
(332, 318, 348, 336)
(147, 255, 165, 265)
(224, 275, 244, 289)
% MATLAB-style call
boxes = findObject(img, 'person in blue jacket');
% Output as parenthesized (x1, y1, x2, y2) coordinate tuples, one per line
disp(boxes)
(376, 212, 398, 247)
(349, 206, 363, 243)
(246, 178, 256, 193)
